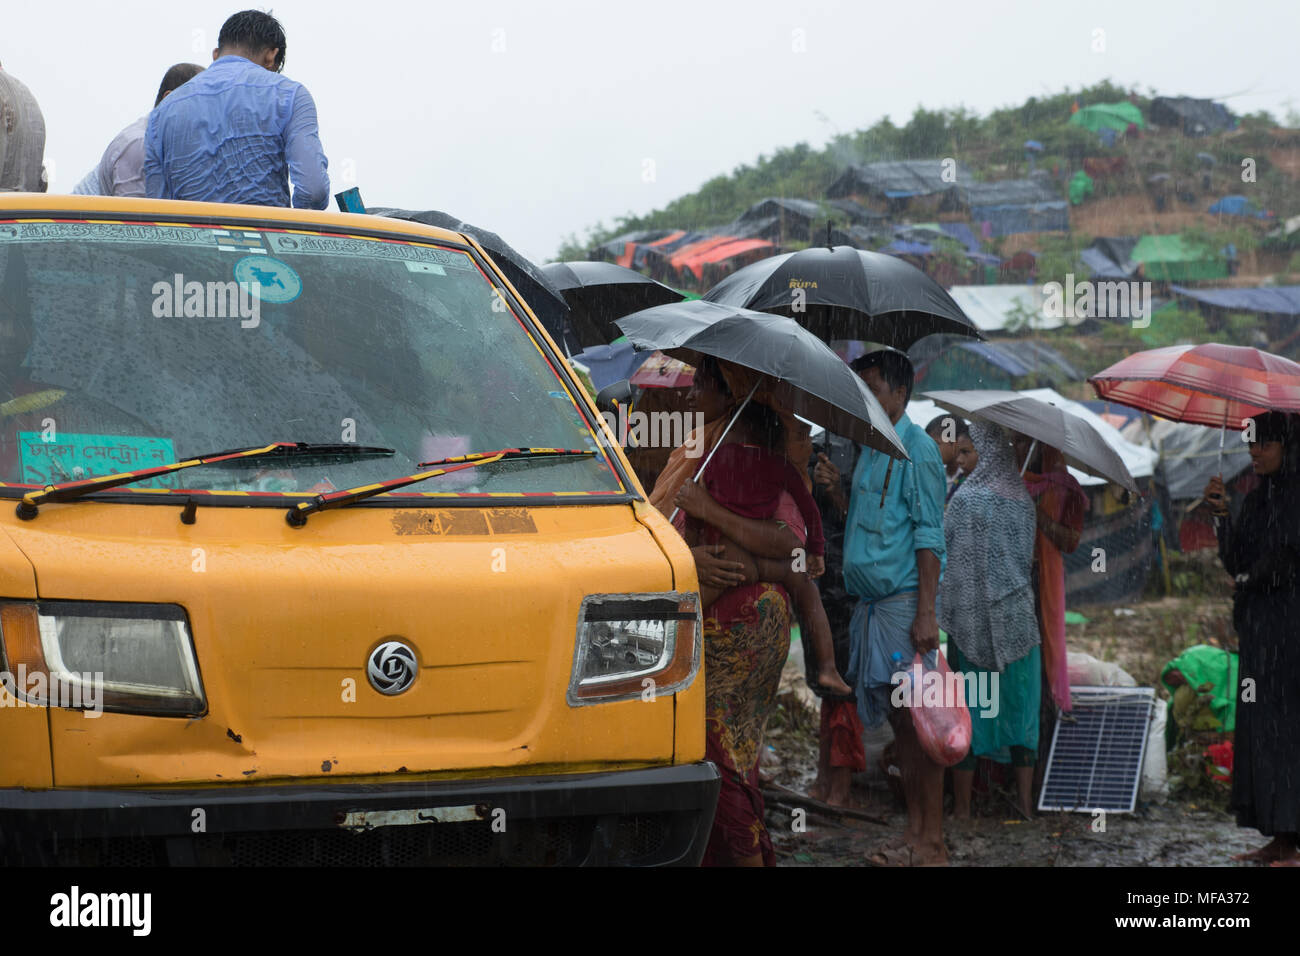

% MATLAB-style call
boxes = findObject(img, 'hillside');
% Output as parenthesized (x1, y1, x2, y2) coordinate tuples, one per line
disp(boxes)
(555, 81, 1299, 289)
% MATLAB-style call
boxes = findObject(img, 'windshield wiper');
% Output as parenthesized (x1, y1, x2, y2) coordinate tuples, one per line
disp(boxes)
(16, 442, 396, 520)
(285, 447, 596, 527)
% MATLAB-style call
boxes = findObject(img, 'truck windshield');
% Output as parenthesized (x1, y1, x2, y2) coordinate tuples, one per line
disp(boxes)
(0, 219, 623, 499)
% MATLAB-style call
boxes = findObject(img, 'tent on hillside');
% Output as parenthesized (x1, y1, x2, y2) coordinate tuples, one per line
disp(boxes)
(1080, 236, 1139, 279)
(657, 235, 774, 289)
(733, 198, 826, 243)
(1150, 96, 1234, 136)
(1264, 214, 1300, 250)
(634, 231, 714, 273)
(593, 230, 676, 265)
(1170, 284, 1300, 318)
(1207, 195, 1274, 219)
(946, 284, 1056, 332)
(826, 198, 887, 225)
(958, 178, 1071, 236)
(829, 223, 890, 249)
(827, 159, 971, 214)
(1131, 234, 1229, 282)
(911, 338, 1081, 392)
(1068, 101, 1146, 134)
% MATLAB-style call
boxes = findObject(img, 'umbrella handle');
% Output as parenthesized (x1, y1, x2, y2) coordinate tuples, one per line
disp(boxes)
(879, 457, 895, 508)
(1217, 413, 1227, 477)
(1019, 439, 1039, 477)
(667, 379, 761, 526)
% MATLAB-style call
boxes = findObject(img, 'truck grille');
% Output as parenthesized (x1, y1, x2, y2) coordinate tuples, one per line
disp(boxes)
(42, 814, 672, 866)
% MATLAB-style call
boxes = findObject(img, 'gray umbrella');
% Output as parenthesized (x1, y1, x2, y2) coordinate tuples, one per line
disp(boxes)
(541, 261, 686, 348)
(616, 299, 906, 459)
(922, 389, 1137, 492)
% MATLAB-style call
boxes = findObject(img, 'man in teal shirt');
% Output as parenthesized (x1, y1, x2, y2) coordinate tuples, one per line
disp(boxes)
(837, 348, 948, 865)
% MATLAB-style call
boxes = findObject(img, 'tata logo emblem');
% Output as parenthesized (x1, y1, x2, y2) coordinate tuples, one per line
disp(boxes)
(367, 641, 418, 695)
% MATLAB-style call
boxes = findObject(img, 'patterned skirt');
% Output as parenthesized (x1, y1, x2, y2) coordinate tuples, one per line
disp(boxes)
(701, 582, 792, 866)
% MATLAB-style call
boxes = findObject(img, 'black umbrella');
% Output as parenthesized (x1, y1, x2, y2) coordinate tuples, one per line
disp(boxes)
(540, 261, 686, 348)
(615, 299, 906, 460)
(701, 245, 982, 348)
(370, 207, 580, 353)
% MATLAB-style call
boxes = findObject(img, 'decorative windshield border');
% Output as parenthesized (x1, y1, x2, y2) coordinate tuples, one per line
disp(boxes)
(0, 213, 637, 501)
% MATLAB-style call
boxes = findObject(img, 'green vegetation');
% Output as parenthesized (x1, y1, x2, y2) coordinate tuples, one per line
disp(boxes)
(555, 80, 1189, 260)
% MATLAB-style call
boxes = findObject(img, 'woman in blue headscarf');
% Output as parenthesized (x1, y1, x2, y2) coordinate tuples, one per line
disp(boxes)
(940, 421, 1040, 819)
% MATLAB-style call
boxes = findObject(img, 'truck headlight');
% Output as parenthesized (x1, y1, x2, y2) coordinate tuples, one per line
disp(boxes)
(567, 592, 700, 705)
(0, 601, 205, 716)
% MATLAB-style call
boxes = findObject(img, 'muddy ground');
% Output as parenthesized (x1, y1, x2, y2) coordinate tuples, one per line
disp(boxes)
(762, 595, 1260, 867)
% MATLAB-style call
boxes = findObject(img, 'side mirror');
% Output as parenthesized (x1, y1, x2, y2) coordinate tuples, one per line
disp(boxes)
(595, 379, 633, 415)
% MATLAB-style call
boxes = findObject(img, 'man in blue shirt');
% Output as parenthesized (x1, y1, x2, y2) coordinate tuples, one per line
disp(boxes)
(144, 10, 329, 209)
(833, 348, 949, 865)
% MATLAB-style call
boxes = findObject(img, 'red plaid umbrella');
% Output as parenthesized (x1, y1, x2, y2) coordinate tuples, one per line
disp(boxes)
(1089, 343, 1300, 473)
(1089, 343, 1300, 429)
(629, 350, 695, 388)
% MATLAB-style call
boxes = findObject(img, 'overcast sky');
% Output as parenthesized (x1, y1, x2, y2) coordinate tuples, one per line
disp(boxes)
(5, 0, 1297, 261)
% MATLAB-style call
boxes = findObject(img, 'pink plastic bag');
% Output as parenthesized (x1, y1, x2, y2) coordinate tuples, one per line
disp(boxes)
(898, 651, 972, 767)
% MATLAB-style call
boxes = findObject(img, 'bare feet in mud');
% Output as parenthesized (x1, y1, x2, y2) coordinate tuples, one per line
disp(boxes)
(866, 834, 948, 866)
(1232, 837, 1297, 863)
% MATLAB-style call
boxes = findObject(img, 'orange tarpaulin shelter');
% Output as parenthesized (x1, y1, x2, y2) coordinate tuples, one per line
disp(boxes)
(671, 237, 774, 282)
(616, 230, 685, 268)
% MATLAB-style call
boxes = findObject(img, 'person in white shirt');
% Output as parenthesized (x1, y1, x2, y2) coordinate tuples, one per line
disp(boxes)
(72, 63, 203, 197)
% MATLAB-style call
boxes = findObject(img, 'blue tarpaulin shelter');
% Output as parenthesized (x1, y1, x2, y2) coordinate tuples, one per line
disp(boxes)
(971, 201, 1070, 237)
(1208, 195, 1273, 219)
(1170, 284, 1300, 316)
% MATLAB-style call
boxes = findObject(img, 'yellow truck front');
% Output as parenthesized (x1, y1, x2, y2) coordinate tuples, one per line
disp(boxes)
(0, 196, 715, 866)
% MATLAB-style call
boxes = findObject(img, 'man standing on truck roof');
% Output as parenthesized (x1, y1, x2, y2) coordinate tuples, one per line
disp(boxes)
(144, 10, 329, 209)
(73, 64, 205, 198)
(0, 61, 47, 192)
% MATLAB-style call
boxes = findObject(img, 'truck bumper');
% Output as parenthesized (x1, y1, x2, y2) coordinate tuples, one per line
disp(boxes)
(0, 762, 720, 867)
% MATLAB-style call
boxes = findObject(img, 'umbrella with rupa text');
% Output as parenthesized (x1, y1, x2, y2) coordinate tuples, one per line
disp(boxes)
(1088, 343, 1300, 471)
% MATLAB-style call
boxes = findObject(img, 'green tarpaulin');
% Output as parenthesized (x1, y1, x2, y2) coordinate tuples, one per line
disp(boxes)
(1131, 234, 1228, 282)
(1069, 170, 1094, 205)
(1160, 644, 1238, 745)
(1068, 101, 1146, 134)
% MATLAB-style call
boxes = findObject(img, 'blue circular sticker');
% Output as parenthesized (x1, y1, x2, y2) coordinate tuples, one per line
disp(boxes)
(234, 256, 302, 304)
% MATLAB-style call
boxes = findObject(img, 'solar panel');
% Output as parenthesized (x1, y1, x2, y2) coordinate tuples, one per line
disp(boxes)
(1038, 686, 1156, 813)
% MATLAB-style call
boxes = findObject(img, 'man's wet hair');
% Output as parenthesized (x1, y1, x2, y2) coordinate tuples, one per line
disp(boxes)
(852, 349, 914, 403)
(155, 63, 204, 106)
(218, 10, 287, 72)
(925, 414, 969, 440)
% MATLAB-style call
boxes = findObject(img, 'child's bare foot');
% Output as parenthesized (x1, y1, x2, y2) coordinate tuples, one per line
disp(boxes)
(824, 768, 853, 807)
(817, 665, 852, 697)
